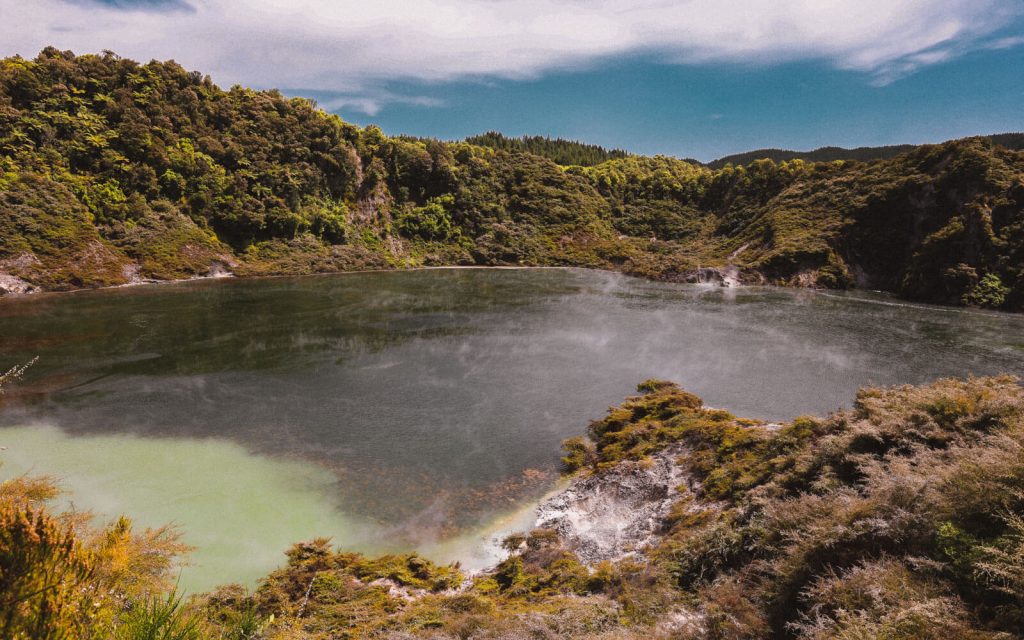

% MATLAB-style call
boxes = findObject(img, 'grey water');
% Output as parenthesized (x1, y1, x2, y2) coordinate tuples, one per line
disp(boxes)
(2, 268, 1023, 589)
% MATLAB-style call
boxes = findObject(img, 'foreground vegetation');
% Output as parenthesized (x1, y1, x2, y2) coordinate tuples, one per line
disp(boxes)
(2, 49, 1024, 309)
(4, 367, 1024, 638)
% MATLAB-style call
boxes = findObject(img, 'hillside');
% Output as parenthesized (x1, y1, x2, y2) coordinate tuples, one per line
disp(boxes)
(708, 133, 1024, 169)
(4, 374, 1024, 638)
(708, 143, 919, 169)
(1, 48, 1023, 310)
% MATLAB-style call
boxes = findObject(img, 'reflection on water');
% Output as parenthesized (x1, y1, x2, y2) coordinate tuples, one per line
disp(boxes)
(2, 268, 1024, 586)
(0, 423, 554, 592)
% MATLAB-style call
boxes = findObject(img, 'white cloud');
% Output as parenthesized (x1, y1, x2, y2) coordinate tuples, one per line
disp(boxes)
(1, 0, 1021, 105)
(313, 91, 446, 117)
(984, 35, 1024, 49)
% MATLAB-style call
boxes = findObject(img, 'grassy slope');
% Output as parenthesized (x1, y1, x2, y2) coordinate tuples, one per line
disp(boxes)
(2, 49, 1023, 309)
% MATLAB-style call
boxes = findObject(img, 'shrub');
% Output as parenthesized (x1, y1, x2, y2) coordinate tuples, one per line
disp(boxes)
(113, 589, 204, 640)
(560, 436, 596, 473)
(0, 506, 95, 640)
(962, 273, 1010, 308)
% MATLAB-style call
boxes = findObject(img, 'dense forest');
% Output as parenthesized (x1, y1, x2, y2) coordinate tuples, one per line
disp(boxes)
(4, 366, 1024, 638)
(1, 48, 1023, 311)
(463, 132, 630, 167)
(707, 143, 920, 169)
(707, 133, 1024, 169)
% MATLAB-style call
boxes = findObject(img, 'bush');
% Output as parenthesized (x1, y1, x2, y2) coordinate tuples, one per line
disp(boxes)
(395, 195, 458, 241)
(962, 273, 1010, 308)
(114, 590, 204, 640)
(0, 506, 95, 640)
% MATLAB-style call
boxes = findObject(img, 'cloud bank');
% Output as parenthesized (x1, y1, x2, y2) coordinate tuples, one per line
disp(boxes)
(2, 0, 1022, 111)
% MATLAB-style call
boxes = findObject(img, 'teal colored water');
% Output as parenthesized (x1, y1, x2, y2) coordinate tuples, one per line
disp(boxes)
(0, 425, 383, 592)
(2, 268, 1023, 590)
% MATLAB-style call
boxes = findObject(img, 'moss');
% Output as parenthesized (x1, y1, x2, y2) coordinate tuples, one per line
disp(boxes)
(935, 521, 986, 585)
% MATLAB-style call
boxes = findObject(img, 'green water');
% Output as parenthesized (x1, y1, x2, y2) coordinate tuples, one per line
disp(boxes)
(2, 268, 1023, 590)
(0, 423, 538, 591)
(0, 425, 381, 591)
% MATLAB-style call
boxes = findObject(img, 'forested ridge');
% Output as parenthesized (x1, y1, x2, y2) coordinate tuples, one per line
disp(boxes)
(706, 133, 1024, 169)
(463, 131, 631, 166)
(2, 48, 1024, 310)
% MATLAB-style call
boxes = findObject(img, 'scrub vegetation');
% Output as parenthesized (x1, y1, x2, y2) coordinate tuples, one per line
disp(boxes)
(3, 45, 1024, 639)
(2, 49, 1024, 309)
(4, 361, 1024, 638)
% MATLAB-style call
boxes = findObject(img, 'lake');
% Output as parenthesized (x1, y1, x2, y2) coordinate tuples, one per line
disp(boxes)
(2, 268, 1023, 590)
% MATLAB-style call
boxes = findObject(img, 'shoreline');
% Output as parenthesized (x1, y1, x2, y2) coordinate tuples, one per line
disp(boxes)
(0, 264, 582, 301)
(0, 418, 571, 591)
(0, 263, 1012, 319)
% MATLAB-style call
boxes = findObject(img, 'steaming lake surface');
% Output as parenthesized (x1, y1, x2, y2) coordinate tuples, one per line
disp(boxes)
(2, 268, 1024, 590)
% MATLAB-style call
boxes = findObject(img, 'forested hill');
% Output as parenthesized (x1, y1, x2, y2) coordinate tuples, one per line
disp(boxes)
(2, 48, 1023, 311)
(708, 133, 1024, 169)
(708, 144, 918, 169)
(463, 131, 630, 166)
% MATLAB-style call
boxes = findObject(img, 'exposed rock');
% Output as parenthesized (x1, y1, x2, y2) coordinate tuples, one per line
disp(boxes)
(793, 269, 821, 288)
(534, 445, 694, 564)
(205, 260, 235, 278)
(728, 242, 751, 260)
(720, 264, 741, 287)
(367, 578, 427, 602)
(0, 251, 42, 272)
(0, 253, 44, 293)
(679, 264, 741, 288)
(656, 606, 708, 637)
(0, 273, 38, 296)
(121, 263, 146, 284)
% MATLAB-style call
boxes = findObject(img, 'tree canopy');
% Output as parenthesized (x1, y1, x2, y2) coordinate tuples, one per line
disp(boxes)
(2, 48, 1023, 310)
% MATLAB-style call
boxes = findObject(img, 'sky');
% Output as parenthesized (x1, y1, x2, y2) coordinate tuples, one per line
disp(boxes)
(2, 0, 1023, 160)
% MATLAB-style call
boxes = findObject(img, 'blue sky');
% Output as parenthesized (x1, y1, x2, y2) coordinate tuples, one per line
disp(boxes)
(3, 0, 1024, 160)
(319, 45, 1024, 160)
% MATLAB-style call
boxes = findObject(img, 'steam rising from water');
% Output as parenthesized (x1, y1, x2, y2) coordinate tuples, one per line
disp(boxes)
(0, 424, 561, 591)
(2, 268, 1023, 590)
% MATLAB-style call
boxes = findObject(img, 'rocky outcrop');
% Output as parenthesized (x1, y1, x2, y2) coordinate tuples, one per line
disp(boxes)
(678, 265, 742, 288)
(0, 253, 44, 295)
(0, 273, 38, 296)
(534, 445, 695, 564)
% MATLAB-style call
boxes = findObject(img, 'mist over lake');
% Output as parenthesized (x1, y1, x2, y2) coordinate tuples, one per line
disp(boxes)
(3, 268, 1024, 590)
